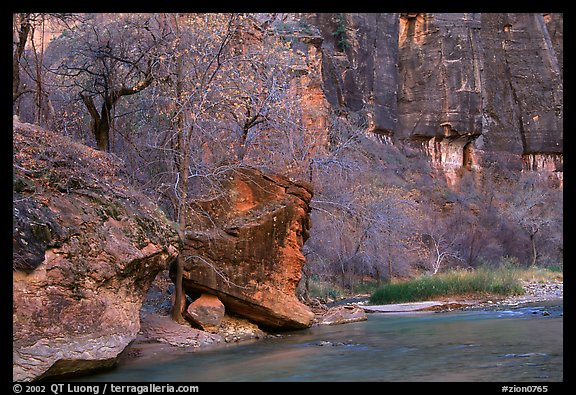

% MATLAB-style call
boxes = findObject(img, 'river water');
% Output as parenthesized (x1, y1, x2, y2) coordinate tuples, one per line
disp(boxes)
(70, 300, 563, 382)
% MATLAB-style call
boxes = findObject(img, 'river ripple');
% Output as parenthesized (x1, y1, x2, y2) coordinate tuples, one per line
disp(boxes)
(69, 300, 563, 382)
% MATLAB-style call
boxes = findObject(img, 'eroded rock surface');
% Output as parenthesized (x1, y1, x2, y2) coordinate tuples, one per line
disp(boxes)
(173, 167, 315, 330)
(138, 313, 222, 348)
(13, 120, 179, 381)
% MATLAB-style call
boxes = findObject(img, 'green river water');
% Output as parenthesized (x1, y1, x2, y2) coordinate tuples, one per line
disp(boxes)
(68, 300, 563, 382)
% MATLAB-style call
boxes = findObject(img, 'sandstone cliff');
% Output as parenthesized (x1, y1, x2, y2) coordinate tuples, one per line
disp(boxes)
(13, 120, 179, 381)
(299, 13, 563, 182)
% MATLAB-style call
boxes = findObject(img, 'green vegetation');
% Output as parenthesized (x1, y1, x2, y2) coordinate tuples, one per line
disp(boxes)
(300, 263, 563, 305)
(518, 265, 563, 282)
(303, 278, 345, 301)
(332, 13, 349, 51)
(369, 266, 529, 304)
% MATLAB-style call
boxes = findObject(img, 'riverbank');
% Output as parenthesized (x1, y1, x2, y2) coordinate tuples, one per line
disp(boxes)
(117, 312, 268, 366)
(358, 279, 563, 313)
(117, 279, 562, 367)
(73, 295, 563, 382)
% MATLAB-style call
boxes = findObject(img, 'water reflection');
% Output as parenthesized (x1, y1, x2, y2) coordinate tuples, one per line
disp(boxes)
(70, 300, 563, 382)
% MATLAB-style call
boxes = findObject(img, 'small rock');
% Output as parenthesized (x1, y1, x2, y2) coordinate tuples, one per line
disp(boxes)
(186, 293, 225, 333)
(316, 305, 367, 325)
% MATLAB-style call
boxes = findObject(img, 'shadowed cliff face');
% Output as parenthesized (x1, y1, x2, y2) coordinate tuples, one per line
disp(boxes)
(304, 12, 562, 179)
(310, 13, 400, 136)
(479, 13, 563, 156)
(13, 120, 180, 381)
(397, 13, 483, 140)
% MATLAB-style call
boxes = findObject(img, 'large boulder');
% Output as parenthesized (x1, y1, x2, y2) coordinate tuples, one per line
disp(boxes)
(173, 167, 315, 330)
(13, 120, 179, 381)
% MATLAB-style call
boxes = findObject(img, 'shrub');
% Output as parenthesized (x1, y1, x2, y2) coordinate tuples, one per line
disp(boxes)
(332, 13, 349, 51)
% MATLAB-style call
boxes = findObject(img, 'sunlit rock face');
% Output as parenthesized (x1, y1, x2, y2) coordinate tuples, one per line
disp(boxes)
(13, 120, 179, 382)
(174, 167, 315, 330)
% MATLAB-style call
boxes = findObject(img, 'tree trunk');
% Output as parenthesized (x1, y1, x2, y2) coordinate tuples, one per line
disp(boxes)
(530, 230, 538, 267)
(31, 15, 46, 126)
(94, 102, 112, 151)
(301, 266, 310, 302)
(467, 227, 478, 267)
(374, 265, 382, 287)
(80, 68, 153, 152)
(340, 260, 346, 291)
(13, 13, 31, 106)
(170, 140, 189, 324)
(80, 93, 109, 152)
(170, 255, 186, 324)
(387, 251, 393, 282)
(170, 13, 187, 324)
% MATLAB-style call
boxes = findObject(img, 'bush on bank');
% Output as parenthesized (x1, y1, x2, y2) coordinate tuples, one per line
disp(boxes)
(369, 266, 528, 304)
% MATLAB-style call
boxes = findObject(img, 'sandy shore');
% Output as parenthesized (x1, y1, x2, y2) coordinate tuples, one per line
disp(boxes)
(360, 300, 474, 313)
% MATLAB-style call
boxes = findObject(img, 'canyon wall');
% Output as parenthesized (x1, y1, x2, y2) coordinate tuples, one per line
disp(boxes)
(300, 12, 563, 184)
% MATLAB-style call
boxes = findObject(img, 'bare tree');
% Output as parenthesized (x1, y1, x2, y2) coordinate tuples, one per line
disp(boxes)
(164, 13, 245, 322)
(47, 13, 169, 151)
(13, 13, 32, 108)
(13, 13, 81, 123)
(306, 115, 428, 289)
(145, 13, 312, 323)
(504, 173, 561, 267)
(420, 230, 463, 274)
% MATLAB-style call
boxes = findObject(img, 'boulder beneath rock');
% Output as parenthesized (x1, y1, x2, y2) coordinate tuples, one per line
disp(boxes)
(186, 294, 226, 333)
(316, 305, 368, 325)
(13, 120, 179, 381)
(173, 167, 315, 330)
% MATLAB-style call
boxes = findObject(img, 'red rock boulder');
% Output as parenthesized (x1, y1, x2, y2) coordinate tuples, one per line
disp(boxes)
(186, 293, 226, 333)
(173, 167, 315, 329)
